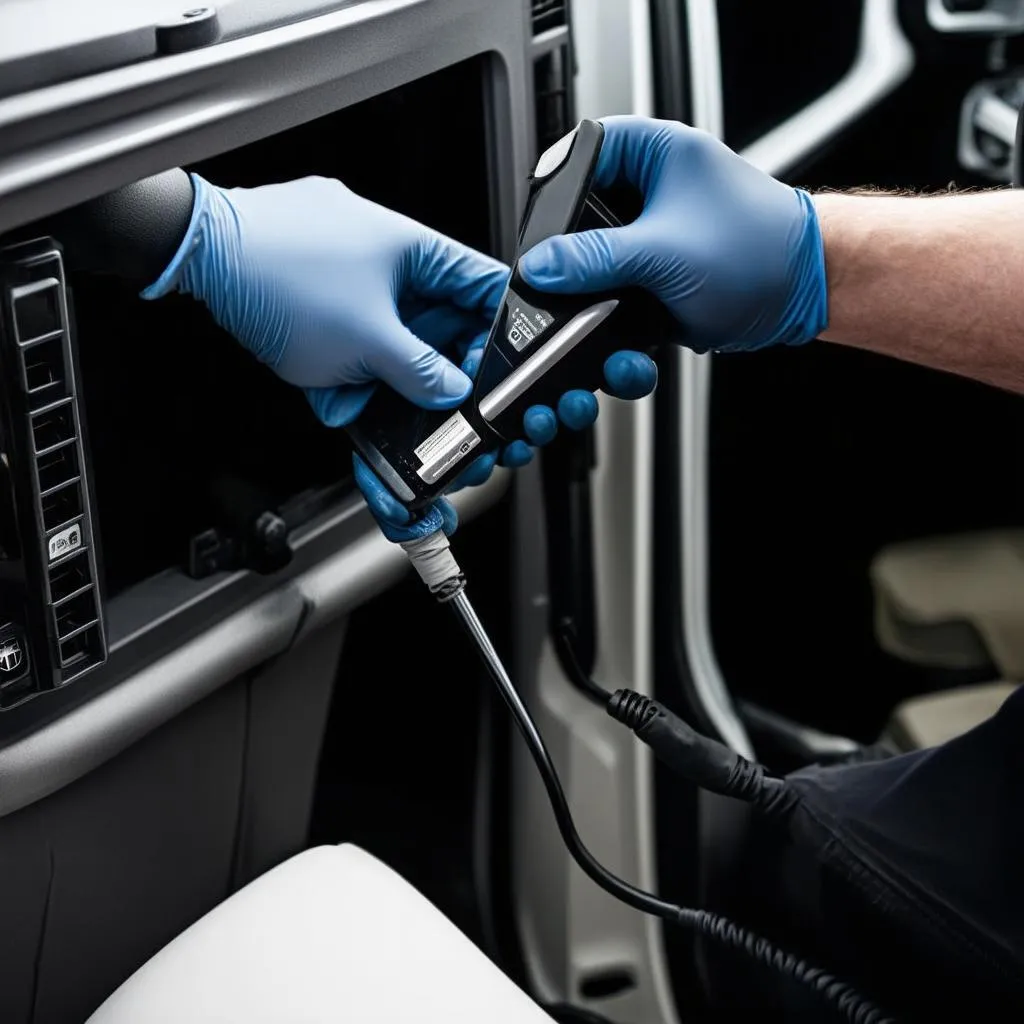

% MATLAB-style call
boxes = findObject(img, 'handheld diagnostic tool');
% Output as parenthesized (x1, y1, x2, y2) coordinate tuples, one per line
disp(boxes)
(345, 118, 677, 512)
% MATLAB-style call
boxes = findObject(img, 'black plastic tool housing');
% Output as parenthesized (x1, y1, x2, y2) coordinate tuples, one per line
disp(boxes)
(344, 118, 677, 513)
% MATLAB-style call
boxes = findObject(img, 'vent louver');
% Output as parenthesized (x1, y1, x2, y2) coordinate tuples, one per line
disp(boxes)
(532, 0, 567, 35)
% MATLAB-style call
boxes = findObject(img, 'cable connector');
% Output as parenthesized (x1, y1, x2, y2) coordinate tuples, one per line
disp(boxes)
(400, 529, 466, 602)
(607, 690, 794, 817)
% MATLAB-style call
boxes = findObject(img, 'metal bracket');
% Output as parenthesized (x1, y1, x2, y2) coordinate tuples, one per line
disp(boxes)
(927, 0, 1024, 34)
(958, 75, 1024, 179)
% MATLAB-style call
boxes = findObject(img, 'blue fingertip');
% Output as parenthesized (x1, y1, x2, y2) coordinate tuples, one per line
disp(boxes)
(403, 304, 464, 348)
(603, 350, 658, 400)
(523, 405, 557, 446)
(376, 502, 448, 544)
(468, 328, 490, 353)
(517, 246, 556, 289)
(437, 498, 459, 537)
(306, 384, 374, 428)
(353, 454, 411, 526)
(355, 453, 450, 542)
(422, 363, 473, 408)
(461, 347, 482, 379)
(448, 450, 497, 492)
(501, 440, 534, 468)
(557, 390, 599, 431)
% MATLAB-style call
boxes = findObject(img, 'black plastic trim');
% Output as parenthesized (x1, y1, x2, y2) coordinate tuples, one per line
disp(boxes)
(649, 0, 691, 125)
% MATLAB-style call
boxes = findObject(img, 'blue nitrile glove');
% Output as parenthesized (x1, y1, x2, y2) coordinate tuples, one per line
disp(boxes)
(518, 116, 828, 354)
(141, 173, 506, 422)
(354, 332, 660, 543)
(140, 173, 657, 544)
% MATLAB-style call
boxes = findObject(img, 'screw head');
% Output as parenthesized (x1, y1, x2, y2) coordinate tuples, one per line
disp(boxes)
(182, 7, 209, 18)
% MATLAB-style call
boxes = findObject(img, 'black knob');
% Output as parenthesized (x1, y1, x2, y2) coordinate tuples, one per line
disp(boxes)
(156, 7, 221, 55)
(205, 476, 293, 576)
(253, 510, 289, 555)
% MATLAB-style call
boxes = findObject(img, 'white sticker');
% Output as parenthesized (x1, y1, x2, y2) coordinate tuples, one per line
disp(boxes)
(48, 522, 81, 562)
(414, 411, 481, 484)
(507, 300, 555, 353)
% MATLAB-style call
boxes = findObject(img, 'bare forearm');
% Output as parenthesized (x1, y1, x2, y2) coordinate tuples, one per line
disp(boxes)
(814, 189, 1024, 393)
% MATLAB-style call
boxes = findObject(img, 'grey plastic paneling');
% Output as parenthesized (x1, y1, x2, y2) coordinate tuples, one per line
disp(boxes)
(0, 619, 351, 1024)
(510, 4, 679, 1020)
(0, 0, 429, 102)
(0, 0, 530, 816)
(230, 621, 347, 888)
(0, 572, 301, 819)
(0, 0, 532, 244)
(0, 2, 157, 99)
(0, 680, 247, 1024)
(0, 475, 507, 820)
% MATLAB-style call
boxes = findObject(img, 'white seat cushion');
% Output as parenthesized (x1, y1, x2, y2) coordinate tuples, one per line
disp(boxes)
(87, 844, 553, 1023)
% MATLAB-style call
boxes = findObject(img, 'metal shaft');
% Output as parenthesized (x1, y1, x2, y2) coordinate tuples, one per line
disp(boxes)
(449, 589, 548, 755)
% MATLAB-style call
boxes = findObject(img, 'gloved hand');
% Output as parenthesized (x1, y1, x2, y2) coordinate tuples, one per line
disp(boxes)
(518, 115, 828, 353)
(141, 173, 508, 423)
(139, 173, 658, 543)
(355, 334, 659, 542)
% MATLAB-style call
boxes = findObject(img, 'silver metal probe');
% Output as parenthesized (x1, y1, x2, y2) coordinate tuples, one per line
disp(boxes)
(401, 530, 544, 743)
(448, 589, 546, 747)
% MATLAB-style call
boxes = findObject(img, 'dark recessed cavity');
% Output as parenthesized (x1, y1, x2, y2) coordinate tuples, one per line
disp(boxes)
(36, 444, 78, 494)
(54, 587, 96, 640)
(23, 337, 65, 395)
(49, 552, 90, 603)
(59, 624, 100, 672)
(32, 402, 75, 453)
(578, 968, 637, 1000)
(41, 482, 81, 533)
(13, 283, 61, 343)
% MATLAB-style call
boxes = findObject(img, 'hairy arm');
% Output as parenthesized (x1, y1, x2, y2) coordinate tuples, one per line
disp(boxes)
(814, 189, 1024, 393)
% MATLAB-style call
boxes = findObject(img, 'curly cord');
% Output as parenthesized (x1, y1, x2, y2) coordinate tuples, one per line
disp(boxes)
(685, 909, 890, 1024)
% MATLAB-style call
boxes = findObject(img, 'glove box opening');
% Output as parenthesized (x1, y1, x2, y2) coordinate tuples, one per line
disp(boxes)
(62, 54, 494, 602)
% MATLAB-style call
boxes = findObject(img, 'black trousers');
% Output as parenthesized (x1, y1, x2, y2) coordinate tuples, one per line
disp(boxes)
(716, 685, 1024, 1020)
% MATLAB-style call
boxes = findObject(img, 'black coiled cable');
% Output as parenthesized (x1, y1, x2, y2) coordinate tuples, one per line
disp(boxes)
(685, 911, 889, 1024)
(456, 602, 895, 1024)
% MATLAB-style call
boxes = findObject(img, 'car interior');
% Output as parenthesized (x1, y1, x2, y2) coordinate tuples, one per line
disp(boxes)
(706, 4, 1024, 750)
(1, 1, 1023, 1022)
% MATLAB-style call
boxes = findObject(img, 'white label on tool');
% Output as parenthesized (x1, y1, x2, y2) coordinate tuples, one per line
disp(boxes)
(48, 522, 81, 562)
(507, 298, 555, 353)
(414, 411, 481, 484)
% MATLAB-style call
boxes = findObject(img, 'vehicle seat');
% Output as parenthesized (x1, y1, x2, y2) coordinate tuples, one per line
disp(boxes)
(882, 679, 1016, 749)
(86, 844, 554, 1024)
(870, 529, 1024, 749)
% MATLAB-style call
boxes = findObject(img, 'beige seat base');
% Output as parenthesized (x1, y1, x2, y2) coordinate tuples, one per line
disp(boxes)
(871, 529, 1024, 678)
(883, 681, 1016, 751)
(87, 844, 553, 1024)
